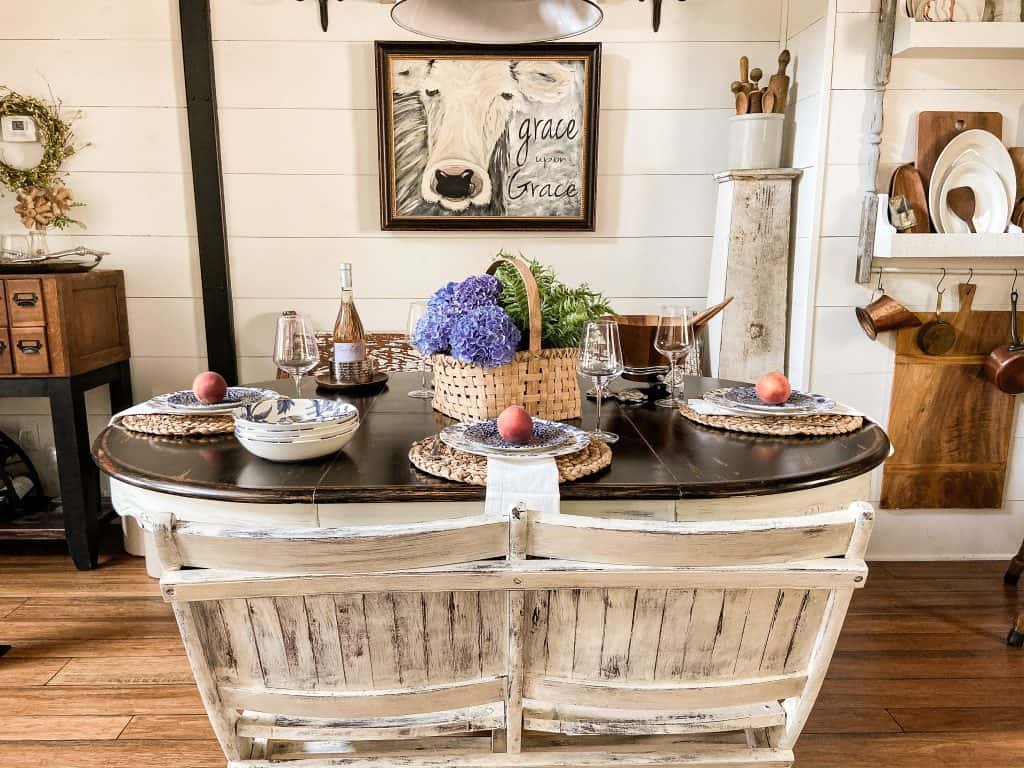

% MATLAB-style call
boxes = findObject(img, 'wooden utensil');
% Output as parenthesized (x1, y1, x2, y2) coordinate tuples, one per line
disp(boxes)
(917, 288, 956, 356)
(767, 49, 791, 114)
(735, 91, 749, 116)
(882, 282, 1017, 509)
(984, 289, 1024, 395)
(748, 89, 763, 114)
(749, 67, 763, 90)
(739, 55, 750, 87)
(1010, 147, 1024, 200)
(690, 296, 734, 330)
(889, 164, 930, 234)
(916, 111, 1004, 194)
(762, 91, 776, 114)
(946, 186, 978, 233)
(1013, 198, 1024, 229)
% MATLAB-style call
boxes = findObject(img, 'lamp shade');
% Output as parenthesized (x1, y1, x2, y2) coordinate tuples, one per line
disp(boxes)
(390, 0, 603, 44)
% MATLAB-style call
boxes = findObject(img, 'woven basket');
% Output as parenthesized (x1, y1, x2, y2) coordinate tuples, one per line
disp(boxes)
(431, 255, 582, 421)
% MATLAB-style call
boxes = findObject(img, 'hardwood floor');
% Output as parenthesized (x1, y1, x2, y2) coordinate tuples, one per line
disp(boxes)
(0, 542, 1021, 767)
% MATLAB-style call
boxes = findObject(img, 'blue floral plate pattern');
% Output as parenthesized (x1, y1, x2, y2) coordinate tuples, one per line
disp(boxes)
(154, 387, 278, 414)
(704, 386, 836, 415)
(441, 418, 589, 460)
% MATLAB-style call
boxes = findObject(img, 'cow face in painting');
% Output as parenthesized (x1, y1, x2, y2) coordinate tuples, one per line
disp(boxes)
(392, 59, 577, 213)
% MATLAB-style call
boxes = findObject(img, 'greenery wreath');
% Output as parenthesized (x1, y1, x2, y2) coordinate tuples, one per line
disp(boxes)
(0, 88, 77, 194)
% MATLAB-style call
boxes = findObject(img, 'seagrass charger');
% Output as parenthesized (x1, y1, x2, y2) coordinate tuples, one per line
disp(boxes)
(431, 254, 582, 422)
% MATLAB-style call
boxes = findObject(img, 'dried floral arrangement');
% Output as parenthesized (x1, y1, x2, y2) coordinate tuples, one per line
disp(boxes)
(0, 87, 84, 230)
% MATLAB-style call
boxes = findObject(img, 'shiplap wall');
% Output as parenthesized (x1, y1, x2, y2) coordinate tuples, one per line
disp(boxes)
(808, 0, 1024, 558)
(210, 0, 785, 380)
(0, 0, 785, 493)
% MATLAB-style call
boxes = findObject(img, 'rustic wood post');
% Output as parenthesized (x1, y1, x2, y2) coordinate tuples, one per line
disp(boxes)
(707, 169, 802, 381)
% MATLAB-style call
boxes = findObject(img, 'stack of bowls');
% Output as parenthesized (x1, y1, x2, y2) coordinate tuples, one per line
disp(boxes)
(234, 398, 359, 462)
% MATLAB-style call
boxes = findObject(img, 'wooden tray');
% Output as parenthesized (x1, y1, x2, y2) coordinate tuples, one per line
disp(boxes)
(881, 284, 1017, 509)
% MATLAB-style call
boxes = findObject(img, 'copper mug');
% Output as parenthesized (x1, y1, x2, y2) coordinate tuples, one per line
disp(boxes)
(856, 294, 922, 340)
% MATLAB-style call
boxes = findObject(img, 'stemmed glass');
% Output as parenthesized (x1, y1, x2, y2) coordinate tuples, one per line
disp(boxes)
(654, 305, 694, 408)
(273, 311, 318, 397)
(577, 318, 624, 444)
(406, 301, 434, 399)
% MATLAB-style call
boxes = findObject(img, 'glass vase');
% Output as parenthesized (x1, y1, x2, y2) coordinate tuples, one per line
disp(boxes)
(26, 228, 49, 258)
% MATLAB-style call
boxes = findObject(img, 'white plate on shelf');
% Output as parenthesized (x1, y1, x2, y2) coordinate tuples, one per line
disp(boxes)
(937, 159, 1010, 235)
(929, 131, 1015, 232)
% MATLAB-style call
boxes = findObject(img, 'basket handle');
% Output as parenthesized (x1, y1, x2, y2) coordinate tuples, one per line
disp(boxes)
(486, 255, 542, 354)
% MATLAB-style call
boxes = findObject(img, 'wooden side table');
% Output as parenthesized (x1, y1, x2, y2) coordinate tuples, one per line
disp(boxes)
(0, 270, 131, 570)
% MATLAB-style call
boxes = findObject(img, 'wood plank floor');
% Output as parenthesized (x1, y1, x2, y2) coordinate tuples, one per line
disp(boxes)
(0, 543, 1022, 767)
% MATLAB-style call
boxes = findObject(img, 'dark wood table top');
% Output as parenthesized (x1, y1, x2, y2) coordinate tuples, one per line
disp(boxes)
(92, 373, 890, 504)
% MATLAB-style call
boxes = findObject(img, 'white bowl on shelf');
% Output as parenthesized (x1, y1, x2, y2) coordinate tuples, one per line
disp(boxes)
(236, 426, 357, 462)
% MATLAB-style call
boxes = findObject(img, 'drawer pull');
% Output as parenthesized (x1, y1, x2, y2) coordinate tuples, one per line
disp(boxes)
(16, 340, 42, 355)
(12, 292, 38, 308)
(0, 341, 6, 354)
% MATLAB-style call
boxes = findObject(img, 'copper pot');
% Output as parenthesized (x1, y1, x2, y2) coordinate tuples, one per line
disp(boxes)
(985, 290, 1024, 395)
(856, 294, 922, 340)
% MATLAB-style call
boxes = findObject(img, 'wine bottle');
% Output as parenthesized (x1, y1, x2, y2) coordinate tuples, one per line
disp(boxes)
(332, 263, 366, 364)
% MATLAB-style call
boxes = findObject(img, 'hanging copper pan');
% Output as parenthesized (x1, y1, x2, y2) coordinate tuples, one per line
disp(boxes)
(985, 289, 1024, 395)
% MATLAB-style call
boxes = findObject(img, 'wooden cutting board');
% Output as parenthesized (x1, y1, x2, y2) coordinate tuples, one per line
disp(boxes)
(882, 284, 1018, 509)
(916, 111, 1004, 195)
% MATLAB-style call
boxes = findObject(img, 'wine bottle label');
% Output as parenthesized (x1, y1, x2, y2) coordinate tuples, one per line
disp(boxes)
(334, 342, 366, 363)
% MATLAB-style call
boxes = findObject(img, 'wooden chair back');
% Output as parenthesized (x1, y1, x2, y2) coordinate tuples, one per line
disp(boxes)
(158, 501, 873, 765)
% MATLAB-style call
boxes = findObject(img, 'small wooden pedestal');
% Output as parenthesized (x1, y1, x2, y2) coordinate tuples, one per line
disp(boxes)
(707, 169, 801, 381)
(0, 270, 132, 570)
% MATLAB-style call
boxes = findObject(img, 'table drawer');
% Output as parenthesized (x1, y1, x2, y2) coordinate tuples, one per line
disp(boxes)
(0, 330, 12, 375)
(6, 279, 45, 327)
(0, 283, 8, 328)
(10, 327, 49, 375)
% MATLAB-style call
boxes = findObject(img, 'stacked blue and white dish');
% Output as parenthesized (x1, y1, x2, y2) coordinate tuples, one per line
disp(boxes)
(234, 398, 359, 462)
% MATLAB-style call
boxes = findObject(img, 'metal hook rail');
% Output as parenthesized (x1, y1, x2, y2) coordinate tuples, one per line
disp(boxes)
(871, 265, 1024, 279)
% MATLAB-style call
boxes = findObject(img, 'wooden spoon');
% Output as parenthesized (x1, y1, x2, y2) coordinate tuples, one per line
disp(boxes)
(947, 186, 978, 233)
(750, 67, 763, 90)
(735, 91, 749, 116)
(762, 90, 776, 114)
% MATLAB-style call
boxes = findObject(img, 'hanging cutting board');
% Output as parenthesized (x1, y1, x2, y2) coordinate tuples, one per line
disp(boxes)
(916, 111, 1004, 195)
(882, 283, 1017, 509)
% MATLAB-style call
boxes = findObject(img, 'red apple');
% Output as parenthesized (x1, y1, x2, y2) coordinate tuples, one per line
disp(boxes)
(755, 371, 792, 405)
(192, 371, 228, 404)
(497, 405, 534, 445)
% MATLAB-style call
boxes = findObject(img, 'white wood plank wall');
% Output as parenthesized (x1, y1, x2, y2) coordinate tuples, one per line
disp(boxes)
(806, 0, 1024, 557)
(0, 0, 787, 492)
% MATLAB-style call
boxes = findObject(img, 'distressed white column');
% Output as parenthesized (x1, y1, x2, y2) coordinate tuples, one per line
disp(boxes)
(707, 169, 802, 382)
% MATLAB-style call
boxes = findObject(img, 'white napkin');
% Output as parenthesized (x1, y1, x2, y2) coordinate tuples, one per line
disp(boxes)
(484, 456, 560, 517)
(109, 400, 167, 425)
(686, 398, 865, 418)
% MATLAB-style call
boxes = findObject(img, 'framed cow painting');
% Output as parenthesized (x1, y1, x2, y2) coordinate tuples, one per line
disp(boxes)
(375, 41, 601, 231)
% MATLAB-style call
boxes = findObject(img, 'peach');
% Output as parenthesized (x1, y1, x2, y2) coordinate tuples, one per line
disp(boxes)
(755, 371, 792, 405)
(192, 371, 228, 405)
(497, 405, 534, 445)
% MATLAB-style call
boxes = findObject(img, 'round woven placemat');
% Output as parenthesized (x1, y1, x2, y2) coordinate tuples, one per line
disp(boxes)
(117, 413, 236, 437)
(678, 405, 863, 437)
(409, 437, 612, 486)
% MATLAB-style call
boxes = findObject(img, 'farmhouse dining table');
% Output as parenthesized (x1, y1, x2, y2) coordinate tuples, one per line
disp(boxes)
(91, 373, 890, 577)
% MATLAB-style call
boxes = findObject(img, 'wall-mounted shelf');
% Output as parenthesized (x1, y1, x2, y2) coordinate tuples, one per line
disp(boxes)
(873, 194, 1024, 259)
(894, 10, 1024, 58)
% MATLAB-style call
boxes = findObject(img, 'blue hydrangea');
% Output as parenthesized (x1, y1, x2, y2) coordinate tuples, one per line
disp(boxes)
(427, 281, 458, 314)
(452, 274, 501, 314)
(449, 305, 521, 368)
(413, 307, 453, 355)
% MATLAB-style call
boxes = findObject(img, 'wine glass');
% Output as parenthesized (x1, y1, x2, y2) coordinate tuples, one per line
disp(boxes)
(577, 318, 624, 443)
(654, 305, 694, 408)
(273, 311, 318, 396)
(406, 301, 433, 399)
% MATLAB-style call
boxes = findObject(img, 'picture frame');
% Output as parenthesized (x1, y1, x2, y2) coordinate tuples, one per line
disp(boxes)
(374, 41, 601, 232)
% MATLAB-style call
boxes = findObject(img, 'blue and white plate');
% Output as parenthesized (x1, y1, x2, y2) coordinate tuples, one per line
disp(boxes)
(704, 386, 835, 415)
(153, 387, 277, 414)
(441, 418, 589, 459)
(235, 397, 357, 430)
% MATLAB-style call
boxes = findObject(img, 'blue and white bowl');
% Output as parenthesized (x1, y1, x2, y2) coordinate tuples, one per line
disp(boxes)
(235, 398, 357, 431)
(234, 417, 358, 442)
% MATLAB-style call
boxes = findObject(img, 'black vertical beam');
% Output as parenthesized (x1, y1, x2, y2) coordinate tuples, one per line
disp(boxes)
(179, 0, 238, 384)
